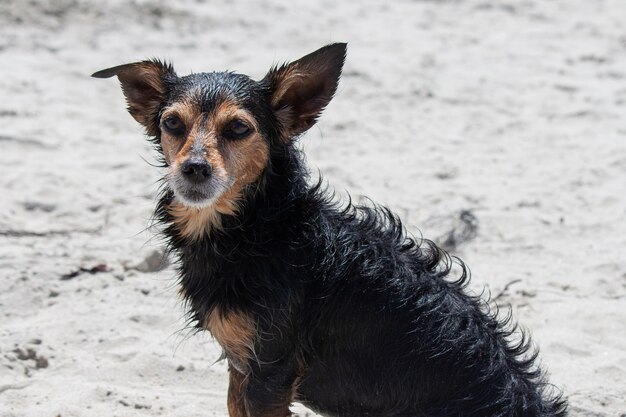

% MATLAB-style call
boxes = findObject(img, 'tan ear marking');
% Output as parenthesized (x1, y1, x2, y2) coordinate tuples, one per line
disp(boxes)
(93, 60, 175, 135)
(263, 43, 346, 141)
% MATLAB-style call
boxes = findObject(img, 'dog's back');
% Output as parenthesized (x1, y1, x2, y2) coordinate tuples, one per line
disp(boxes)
(294, 198, 566, 417)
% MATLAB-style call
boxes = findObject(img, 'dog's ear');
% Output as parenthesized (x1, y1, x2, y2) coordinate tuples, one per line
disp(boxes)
(263, 43, 346, 141)
(92, 60, 176, 136)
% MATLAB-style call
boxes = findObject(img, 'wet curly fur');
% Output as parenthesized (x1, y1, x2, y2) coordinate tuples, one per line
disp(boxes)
(95, 43, 567, 417)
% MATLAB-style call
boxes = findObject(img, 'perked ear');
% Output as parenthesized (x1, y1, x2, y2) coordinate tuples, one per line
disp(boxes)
(92, 60, 176, 136)
(263, 43, 346, 140)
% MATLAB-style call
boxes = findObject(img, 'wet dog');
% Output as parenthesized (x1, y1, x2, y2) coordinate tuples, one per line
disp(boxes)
(94, 43, 567, 417)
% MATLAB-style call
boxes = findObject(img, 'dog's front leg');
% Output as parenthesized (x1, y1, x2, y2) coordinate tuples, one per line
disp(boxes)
(231, 356, 298, 417)
(228, 365, 249, 417)
(227, 360, 297, 417)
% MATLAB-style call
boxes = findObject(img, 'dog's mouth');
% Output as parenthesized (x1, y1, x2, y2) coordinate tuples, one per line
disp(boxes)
(179, 188, 211, 203)
(169, 175, 233, 209)
(173, 185, 219, 209)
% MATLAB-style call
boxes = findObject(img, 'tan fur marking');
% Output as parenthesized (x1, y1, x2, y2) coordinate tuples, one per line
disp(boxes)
(160, 101, 200, 164)
(205, 307, 256, 367)
(215, 101, 270, 213)
(221, 132, 269, 200)
(228, 367, 249, 417)
(169, 203, 227, 240)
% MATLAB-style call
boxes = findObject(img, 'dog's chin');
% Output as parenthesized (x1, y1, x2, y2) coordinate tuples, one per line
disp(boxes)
(171, 183, 228, 209)
(173, 189, 219, 209)
(169, 175, 233, 210)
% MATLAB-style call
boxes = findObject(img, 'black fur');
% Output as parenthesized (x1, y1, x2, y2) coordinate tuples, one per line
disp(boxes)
(97, 44, 567, 417)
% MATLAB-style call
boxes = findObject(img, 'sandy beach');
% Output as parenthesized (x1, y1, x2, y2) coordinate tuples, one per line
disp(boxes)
(1, 0, 625, 415)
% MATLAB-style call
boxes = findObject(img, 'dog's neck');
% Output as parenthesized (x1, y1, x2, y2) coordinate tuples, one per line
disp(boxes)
(155, 145, 310, 318)
(167, 192, 239, 242)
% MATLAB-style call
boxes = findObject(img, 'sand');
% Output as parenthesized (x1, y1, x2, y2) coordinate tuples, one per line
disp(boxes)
(1, 0, 625, 416)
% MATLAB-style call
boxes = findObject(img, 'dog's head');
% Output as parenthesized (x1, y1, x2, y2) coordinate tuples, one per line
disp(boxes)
(93, 44, 346, 211)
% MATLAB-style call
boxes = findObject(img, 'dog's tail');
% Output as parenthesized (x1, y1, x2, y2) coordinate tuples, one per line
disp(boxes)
(469, 300, 569, 417)
(485, 313, 569, 417)
(422, 245, 568, 417)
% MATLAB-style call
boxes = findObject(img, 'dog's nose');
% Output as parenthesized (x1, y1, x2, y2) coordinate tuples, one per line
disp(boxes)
(181, 159, 212, 183)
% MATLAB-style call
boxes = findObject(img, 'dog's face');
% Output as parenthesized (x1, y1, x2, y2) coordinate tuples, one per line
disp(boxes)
(151, 72, 271, 209)
(94, 44, 345, 212)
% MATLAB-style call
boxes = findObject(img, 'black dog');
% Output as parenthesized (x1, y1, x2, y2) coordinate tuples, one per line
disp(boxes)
(94, 43, 567, 417)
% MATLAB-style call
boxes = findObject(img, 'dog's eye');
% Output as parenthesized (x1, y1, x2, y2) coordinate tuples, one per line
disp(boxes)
(162, 116, 185, 135)
(223, 120, 252, 140)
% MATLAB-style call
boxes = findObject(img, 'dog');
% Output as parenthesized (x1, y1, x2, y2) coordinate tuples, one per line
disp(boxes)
(93, 43, 567, 417)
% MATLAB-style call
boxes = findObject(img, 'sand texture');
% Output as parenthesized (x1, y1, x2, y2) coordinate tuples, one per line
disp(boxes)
(1, 0, 625, 415)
